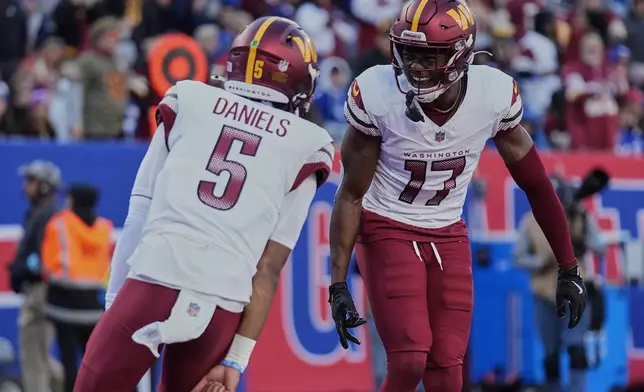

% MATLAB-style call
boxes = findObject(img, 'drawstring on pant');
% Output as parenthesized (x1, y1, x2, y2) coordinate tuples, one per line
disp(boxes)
(412, 241, 423, 263)
(430, 242, 443, 270)
(412, 241, 443, 270)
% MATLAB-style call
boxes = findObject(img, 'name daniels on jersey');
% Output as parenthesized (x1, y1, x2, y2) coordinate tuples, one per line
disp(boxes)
(403, 149, 470, 159)
(213, 97, 290, 137)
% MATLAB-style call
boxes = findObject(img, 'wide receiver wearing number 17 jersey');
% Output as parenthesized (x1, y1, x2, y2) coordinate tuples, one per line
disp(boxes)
(75, 17, 333, 392)
(328, 1, 588, 392)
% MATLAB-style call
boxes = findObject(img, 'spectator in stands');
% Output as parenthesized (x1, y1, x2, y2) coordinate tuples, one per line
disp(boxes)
(194, 23, 222, 71)
(9, 160, 64, 392)
(314, 56, 351, 143)
(25, 88, 55, 138)
(563, 32, 620, 150)
(506, 0, 540, 40)
(77, 17, 127, 139)
(240, 0, 295, 19)
(351, 26, 390, 78)
(0, 81, 9, 133)
(609, 44, 632, 95)
(49, 59, 83, 140)
(350, 0, 402, 54)
(564, 0, 626, 70)
(616, 88, 644, 155)
(479, 16, 516, 71)
(10, 37, 64, 136)
(511, 10, 562, 120)
(132, 0, 200, 46)
(545, 90, 572, 149)
(0, 0, 28, 81)
(52, 0, 125, 52)
(42, 184, 113, 392)
(294, 0, 356, 58)
(216, 4, 253, 35)
(625, 0, 644, 87)
(21, 0, 56, 53)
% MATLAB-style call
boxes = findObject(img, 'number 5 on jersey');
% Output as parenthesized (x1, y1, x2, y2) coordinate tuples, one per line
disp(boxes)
(399, 157, 466, 206)
(198, 125, 262, 211)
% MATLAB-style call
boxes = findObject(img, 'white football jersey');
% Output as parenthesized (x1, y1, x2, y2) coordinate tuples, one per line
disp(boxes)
(127, 80, 334, 308)
(344, 65, 523, 229)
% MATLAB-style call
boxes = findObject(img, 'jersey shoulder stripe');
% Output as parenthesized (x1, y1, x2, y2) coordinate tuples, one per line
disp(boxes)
(156, 85, 179, 150)
(344, 66, 388, 137)
(499, 79, 523, 132)
(291, 142, 335, 191)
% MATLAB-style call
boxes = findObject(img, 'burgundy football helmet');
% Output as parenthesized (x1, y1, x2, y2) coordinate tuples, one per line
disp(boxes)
(225, 16, 320, 116)
(390, 0, 477, 103)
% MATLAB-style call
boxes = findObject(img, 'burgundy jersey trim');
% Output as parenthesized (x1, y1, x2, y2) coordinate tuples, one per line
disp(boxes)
(291, 162, 331, 191)
(156, 104, 177, 151)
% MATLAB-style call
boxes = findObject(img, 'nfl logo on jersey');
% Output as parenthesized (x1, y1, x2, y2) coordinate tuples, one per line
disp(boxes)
(435, 131, 445, 142)
(187, 302, 200, 317)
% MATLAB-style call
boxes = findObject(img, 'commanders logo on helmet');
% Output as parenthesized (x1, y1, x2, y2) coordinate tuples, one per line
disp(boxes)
(225, 17, 320, 116)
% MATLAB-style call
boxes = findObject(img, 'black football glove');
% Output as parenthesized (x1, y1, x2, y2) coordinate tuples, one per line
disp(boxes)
(556, 265, 587, 329)
(329, 282, 367, 349)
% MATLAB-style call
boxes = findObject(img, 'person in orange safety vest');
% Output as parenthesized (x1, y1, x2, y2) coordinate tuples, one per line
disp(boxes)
(41, 184, 113, 392)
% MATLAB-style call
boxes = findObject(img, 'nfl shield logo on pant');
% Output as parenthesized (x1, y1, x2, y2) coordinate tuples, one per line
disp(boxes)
(187, 302, 201, 317)
(435, 131, 445, 142)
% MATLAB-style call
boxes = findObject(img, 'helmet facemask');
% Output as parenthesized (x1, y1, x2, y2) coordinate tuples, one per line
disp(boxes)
(391, 34, 475, 103)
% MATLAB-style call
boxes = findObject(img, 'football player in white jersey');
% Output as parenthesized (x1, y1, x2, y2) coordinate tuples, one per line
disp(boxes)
(328, 1, 587, 391)
(75, 17, 334, 392)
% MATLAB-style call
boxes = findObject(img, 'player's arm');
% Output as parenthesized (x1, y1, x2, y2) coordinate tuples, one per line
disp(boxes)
(106, 88, 177, 308)
(493, 79, 585, 328)
(493, 124, 577, 271)
(326, 78, 380, 349)
(330, 78, 381, 284)
(330, 126, 380, 283)
(328, 125, 379, 350)
(221, 175, 318, 374)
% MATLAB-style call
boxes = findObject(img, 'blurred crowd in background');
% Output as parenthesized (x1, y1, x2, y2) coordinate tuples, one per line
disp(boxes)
(0, 0, 643, 152)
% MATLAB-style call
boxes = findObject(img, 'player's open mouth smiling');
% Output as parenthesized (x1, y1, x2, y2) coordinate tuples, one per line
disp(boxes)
(408, 71, 441, 89)
(411, 75, 430, 84)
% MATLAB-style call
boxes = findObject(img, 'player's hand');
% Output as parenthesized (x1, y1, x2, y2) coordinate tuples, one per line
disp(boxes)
(329, 282, 367, 349)
(556, 265, 587, 329)
(190, 364, 241, 392)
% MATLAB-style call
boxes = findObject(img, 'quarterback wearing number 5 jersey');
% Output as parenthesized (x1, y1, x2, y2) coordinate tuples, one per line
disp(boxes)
(76, 17, 333, 392)
(328, 1, 587, 392)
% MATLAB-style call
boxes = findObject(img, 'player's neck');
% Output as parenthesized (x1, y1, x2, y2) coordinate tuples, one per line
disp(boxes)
(421, 79, 464, 115)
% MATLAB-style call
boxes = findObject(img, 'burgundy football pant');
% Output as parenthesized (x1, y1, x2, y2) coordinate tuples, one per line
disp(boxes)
(356, 239, 473, 392)
(74, 279, 241, 392)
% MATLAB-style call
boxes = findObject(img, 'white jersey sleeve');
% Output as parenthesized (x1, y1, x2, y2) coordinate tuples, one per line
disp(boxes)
(494, 78, 524, 137)
(107, 124, 168, 306)
(291, 142, 335, 191)
(270, 175, 317, 249)
(155, 85, 179, 150)
(344, 74, 381, 137)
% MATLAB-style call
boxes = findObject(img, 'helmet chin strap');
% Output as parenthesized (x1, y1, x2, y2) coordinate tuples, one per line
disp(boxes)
(404, 71, 466, 122)
(405, 90, 425, 123)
